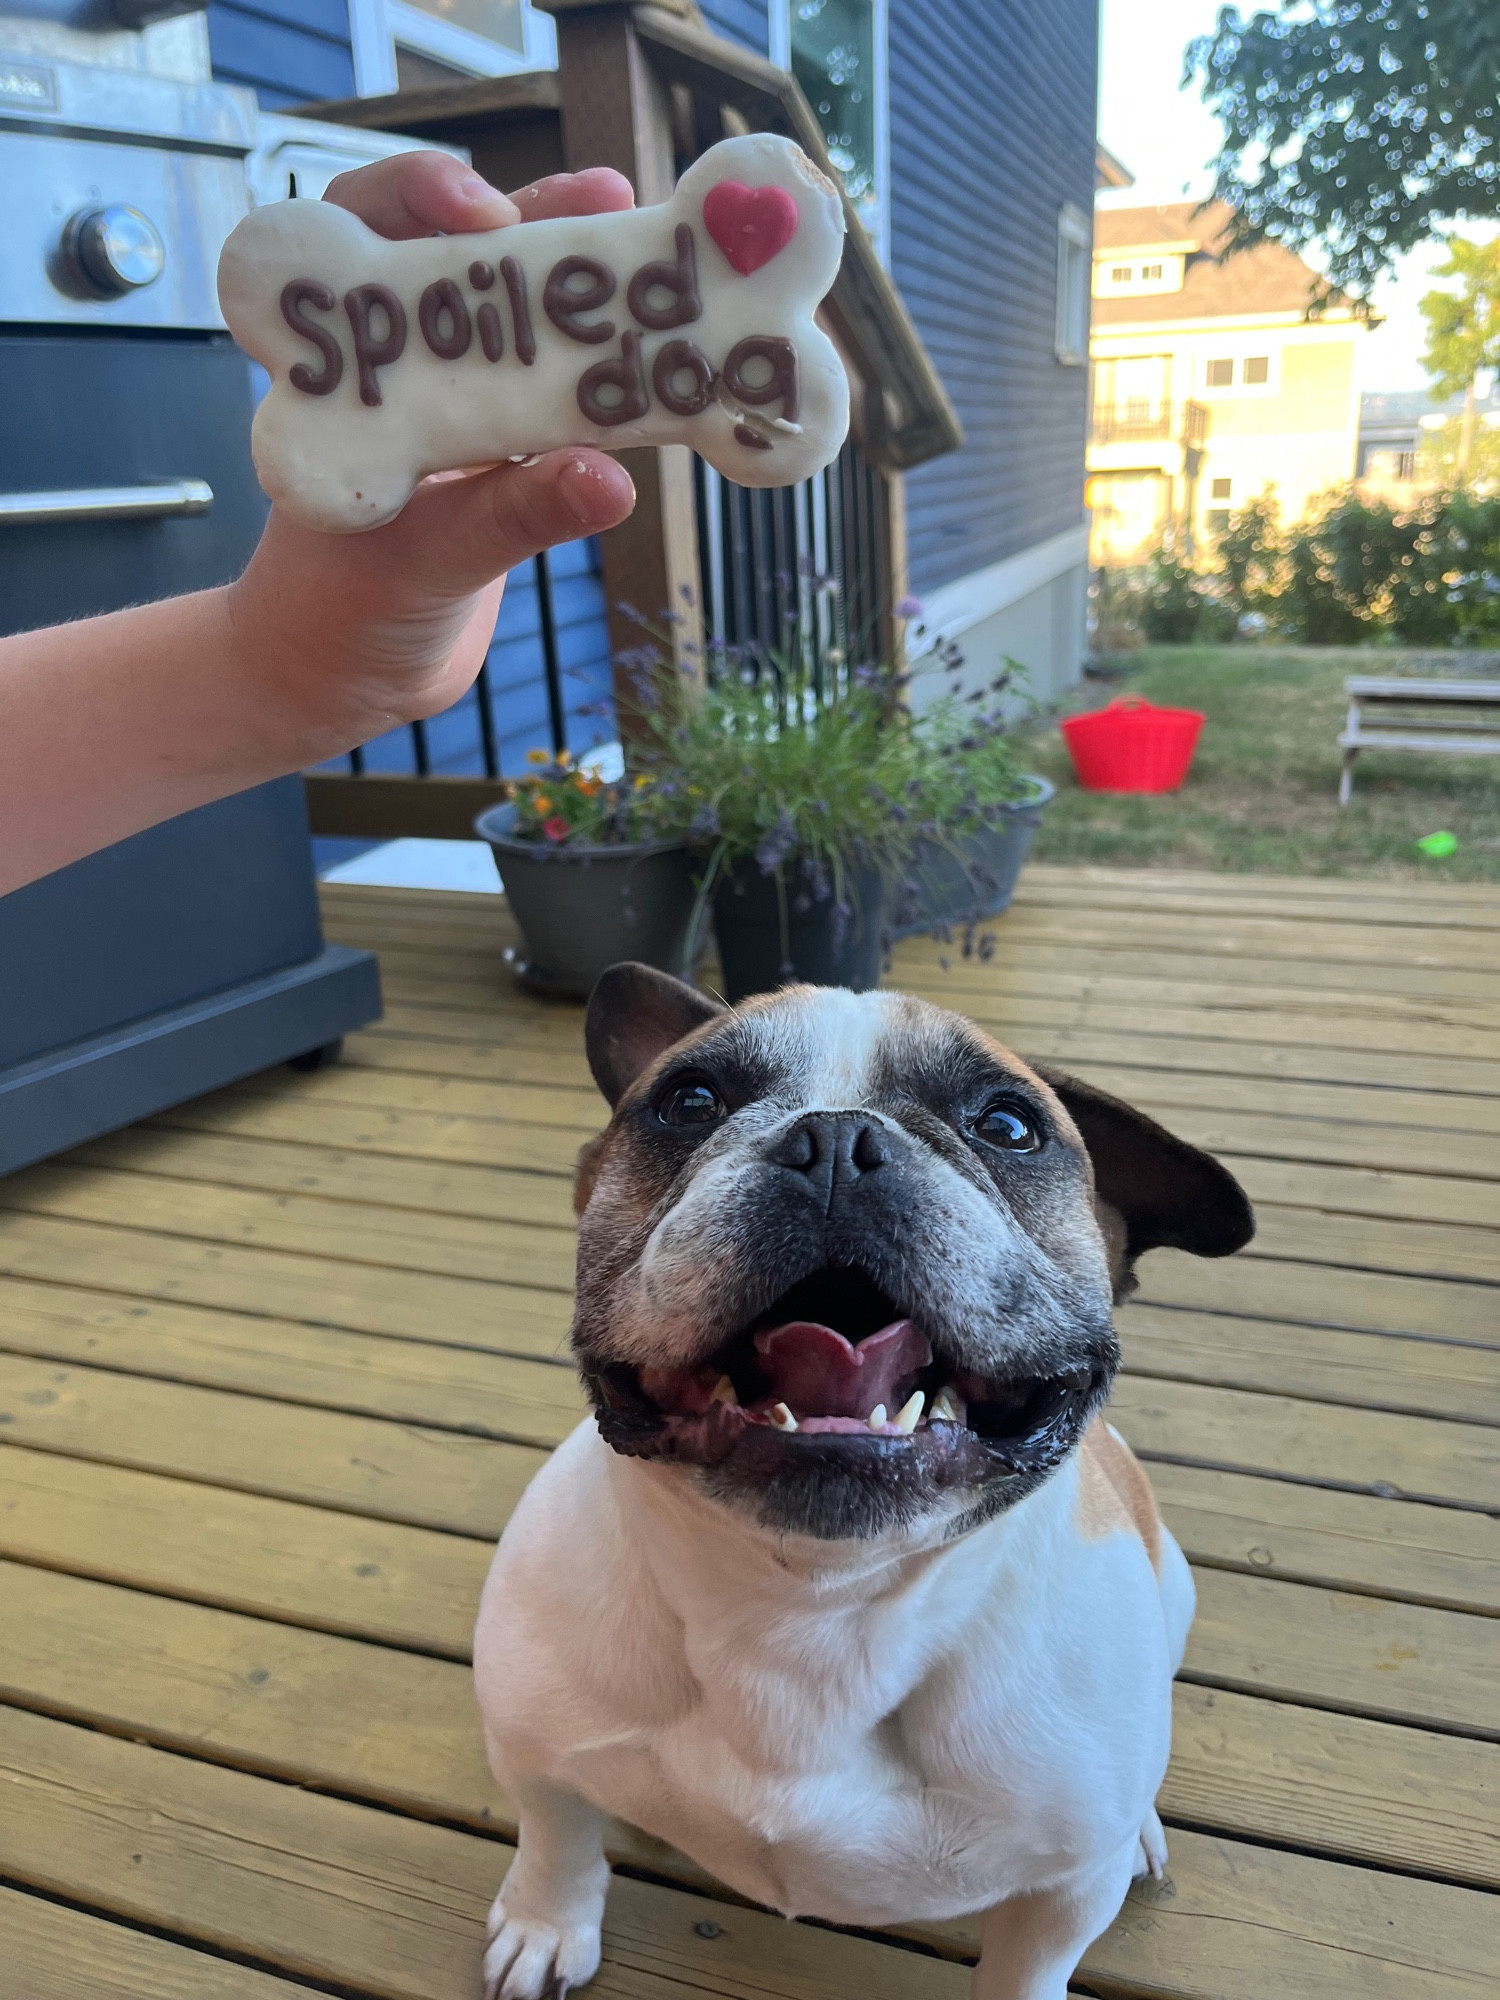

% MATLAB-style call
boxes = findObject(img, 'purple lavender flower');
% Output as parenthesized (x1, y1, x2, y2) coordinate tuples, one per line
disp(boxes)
(689, 801, 720, 839)
(755, 809, 798, 875)
(894, 595, 924, 620)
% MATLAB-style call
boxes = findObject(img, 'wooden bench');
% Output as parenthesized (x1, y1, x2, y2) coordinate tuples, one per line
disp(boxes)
(1338, 675, 1500, 805)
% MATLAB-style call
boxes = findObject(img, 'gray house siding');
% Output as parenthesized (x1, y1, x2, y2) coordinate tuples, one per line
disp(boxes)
(889, 0, 1094, 598)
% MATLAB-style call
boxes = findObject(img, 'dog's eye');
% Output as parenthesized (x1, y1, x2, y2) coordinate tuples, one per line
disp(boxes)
(657, 1077, 726, 1128)
(971, 1096, 1043, 1153)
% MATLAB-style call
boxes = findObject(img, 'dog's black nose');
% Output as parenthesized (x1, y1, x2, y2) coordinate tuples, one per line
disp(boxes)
(768, 1112, 891, 1206)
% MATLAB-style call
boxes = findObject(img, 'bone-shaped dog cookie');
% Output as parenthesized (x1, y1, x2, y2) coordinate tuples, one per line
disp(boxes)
(217, 133, 850, 532)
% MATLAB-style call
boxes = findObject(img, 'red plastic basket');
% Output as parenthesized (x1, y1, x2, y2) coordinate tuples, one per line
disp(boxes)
(1059, 696, 1205, 793)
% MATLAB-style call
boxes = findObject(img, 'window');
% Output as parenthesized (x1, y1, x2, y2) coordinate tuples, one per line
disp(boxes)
(1206, 509, 1230, 534)
(1211, 477, 1232, 500)
(1141, 262, 1162, 280)
(1396, 451, 1416, 481)
(1206, 358, 1233, 387)
(1055, 204, 1090, 366)
(1243, 355, 1269, 384)
(347, 0, 556, 95)
(780, 0, 889, 253)
(1110, 265, 1132, 283)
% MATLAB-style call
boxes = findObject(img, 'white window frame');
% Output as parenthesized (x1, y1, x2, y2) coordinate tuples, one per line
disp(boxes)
(771, 0, 890, 264)
(348, 0, 557, 97)
(1055, 203, 1090, 366)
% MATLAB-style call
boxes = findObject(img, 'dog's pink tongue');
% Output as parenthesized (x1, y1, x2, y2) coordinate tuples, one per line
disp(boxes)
(754, 1318, 930, 1420)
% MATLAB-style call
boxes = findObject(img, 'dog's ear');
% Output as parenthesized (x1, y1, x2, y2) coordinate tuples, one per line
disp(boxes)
(1032, 1063, 1254, 1299)
(586, 962, 724, 1108)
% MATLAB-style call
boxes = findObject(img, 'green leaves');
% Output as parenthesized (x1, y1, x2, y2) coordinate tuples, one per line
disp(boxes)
(1186, 2, 1500, 299)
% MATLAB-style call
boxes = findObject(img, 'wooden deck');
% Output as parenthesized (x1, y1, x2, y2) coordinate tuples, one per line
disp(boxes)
(1, 864, 1496, 1997)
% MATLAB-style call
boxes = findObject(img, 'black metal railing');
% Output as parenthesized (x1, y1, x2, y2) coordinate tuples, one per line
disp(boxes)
(340, 547, 569, 782)
(693, 433, 891, 680)
(1090, 399, 1208, 450)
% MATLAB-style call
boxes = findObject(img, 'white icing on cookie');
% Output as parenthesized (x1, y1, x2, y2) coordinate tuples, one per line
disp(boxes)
(217, 133, 850, 532)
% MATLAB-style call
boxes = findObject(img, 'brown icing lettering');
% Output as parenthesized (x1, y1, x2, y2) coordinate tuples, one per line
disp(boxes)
(577, 330, 649, 427)
(543, 255, 616, 344)
(418, 278, 471, 361)
(734, 423, 772, 449)
(723, 336, 800, 422)
(626, 224, 701, 331)
(281, 279, 343, 396)
(652, 338, 715, 416)
(500, 255, 535, 366)
(343, 283, 407, 408)
(476, 301, 504, 362)
(468, 259, 495, 290)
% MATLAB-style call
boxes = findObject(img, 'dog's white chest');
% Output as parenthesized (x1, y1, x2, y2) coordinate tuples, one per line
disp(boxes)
(475, 1430, 1175, 1927)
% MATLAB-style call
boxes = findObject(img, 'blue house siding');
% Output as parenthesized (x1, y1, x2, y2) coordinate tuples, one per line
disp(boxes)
(695, 0, 771, 55)
(889, 0, 1095, 596)
(336, 534, 617, 782)
(207, 0, 355, 108)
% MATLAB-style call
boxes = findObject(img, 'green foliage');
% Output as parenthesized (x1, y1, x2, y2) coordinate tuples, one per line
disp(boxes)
(1417, 411, 1500, 491)
(1185, 2, 1500, 302)
(624, 633, 1027, 896)
(1105, 484, 1500, 646)
(1420, 236, 1500, 399)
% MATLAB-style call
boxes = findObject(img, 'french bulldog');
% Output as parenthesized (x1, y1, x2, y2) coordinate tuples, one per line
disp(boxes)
(473, 964, 1253, 2000)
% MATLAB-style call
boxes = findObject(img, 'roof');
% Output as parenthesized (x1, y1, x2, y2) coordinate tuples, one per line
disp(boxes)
(1094, 142, 1134, 191)
(1092, 201, 1344, 324)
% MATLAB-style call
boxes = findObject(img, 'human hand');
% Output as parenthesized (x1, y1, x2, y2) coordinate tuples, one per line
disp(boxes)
(224, 152, 639, 765)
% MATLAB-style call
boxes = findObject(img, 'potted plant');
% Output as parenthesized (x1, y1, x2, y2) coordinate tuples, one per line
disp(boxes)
(474, 754, 697, 999)
(629, 602, 1050, 1001)
(885, 666, 1055, 939)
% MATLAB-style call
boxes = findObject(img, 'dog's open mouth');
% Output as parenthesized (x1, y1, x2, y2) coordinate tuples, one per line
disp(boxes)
(589, 1267, 1104, 1472)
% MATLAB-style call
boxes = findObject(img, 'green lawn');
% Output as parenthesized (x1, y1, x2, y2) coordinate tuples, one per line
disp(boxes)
(1017, 647, 1500, 882)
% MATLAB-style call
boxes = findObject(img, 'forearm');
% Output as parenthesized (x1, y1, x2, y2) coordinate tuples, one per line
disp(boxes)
(0, 587, 334, 896)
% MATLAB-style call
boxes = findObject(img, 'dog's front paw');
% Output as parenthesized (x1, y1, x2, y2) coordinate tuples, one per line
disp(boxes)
(1134, 1807, 1168, 1882)
(482, 1872, 605, 2000)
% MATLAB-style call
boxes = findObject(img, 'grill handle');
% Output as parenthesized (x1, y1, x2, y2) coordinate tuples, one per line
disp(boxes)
(0, 480, 214, 525)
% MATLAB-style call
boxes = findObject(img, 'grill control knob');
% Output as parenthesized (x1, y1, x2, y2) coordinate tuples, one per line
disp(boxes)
(61, 205, 166, 296)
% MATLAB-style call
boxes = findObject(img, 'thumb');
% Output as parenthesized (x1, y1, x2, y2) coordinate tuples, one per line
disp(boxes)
(392, 450, 636, 596)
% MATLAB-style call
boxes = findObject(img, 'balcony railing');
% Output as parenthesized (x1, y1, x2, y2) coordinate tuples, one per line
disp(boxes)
(1091, 400, 1209, 449)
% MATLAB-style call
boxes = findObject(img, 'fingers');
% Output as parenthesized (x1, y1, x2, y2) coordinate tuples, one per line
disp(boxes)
(393, 450, 636, 595)
(509, 168, 636, 222)
(324, 151, 520, 238)
(323, 156, 635, 242)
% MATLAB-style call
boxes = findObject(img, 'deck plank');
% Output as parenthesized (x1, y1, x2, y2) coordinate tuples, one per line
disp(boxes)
(3, 1557, 1496, 1894)
(6, 864, 1499, 1999)
(0, 1886, 313, 2000)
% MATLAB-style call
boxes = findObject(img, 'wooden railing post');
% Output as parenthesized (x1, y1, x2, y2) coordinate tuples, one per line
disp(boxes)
(537, 0, 705, 735)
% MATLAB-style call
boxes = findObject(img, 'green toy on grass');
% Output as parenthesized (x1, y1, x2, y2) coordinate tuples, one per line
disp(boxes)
(1416, 830, 1459, 858)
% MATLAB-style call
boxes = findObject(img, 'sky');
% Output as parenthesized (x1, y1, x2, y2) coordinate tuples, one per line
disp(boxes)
(1095, 0, 1475, 394)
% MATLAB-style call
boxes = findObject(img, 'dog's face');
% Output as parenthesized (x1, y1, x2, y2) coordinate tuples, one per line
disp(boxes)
(571, 964, 1253, 1541)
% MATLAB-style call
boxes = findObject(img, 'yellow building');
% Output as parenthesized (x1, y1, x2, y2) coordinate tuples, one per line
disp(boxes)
(1086, 202, 1366, 563)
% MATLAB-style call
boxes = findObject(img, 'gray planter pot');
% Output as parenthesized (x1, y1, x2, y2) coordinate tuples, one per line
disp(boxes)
(712, 858, 886, 1002)
(474, 803, 699, 1000)
(888, 775, 1054, 939)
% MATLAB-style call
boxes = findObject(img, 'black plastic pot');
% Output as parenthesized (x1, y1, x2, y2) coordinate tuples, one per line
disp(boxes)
(711, 858, 886, 1001)
(475, 803, 699, 1000)
(887, 776, 1054, 938)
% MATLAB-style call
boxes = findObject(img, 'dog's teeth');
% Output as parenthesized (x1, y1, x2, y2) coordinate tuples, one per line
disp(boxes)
(710, 1375, 738, 1406)
(769, 1402, 798, 1431)
(930, 1386, 966, 1425)
(893, 1391, 924, 1434)
(867, 1404, 888, 1431)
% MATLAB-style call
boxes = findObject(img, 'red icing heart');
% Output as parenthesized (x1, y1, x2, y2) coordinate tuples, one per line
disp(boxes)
(702, 180, 800, 276)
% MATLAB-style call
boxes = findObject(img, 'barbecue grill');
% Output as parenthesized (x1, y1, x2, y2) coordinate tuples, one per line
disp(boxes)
(0, 2, 380, 1176)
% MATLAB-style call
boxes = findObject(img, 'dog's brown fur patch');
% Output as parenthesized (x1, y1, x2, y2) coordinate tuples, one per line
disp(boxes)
(1075, 1419, 1162, 1572)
